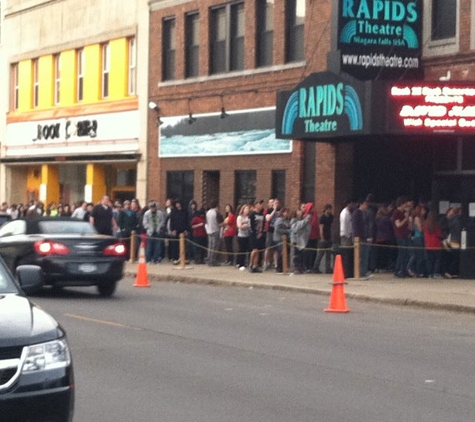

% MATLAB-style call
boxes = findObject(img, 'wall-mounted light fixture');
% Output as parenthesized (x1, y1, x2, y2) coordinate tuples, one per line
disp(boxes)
(149, 101, 163, 126)
(220, 94, 229, 119)
(187, 98, 197, 125)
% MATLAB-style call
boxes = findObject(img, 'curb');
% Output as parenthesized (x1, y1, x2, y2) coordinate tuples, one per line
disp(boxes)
(124, 271, 475, 315)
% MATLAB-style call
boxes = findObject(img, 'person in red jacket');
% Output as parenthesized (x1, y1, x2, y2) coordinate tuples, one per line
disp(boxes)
(191, 208, 207, 264)
(222, 204, 236, 265)
(423, 209, 443, 278)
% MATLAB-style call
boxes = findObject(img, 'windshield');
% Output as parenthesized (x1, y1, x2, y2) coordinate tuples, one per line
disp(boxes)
(38, 220, 97, 235)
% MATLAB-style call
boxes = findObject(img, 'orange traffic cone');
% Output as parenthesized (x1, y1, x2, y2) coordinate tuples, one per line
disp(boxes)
(133, 241, 150, 288)
(324, 254, 350, 313)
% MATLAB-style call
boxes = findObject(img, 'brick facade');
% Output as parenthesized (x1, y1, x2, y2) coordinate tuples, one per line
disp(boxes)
(147, 0, 340, 213)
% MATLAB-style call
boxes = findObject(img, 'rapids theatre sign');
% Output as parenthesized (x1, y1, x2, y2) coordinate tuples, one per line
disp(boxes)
(330, 0, 423, 80)
(276, 71, 369, 140)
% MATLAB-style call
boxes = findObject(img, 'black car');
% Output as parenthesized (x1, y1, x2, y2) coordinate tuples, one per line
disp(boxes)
(0, 217, 127, 296)
(0, 262, 74, 421)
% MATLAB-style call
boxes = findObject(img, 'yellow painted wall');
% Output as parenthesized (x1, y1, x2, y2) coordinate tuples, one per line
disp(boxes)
(18, 60, 33, 110)
(109, 38, 128, 99)
(87, 164, 106, 204)
(13, 36, 135, 112)
(60, 50, 76, 106)
(26, 167, 42, 193)
(84, 44, 101, 103)
(42, 165, 60, 203)
(38, 55, 53, 108)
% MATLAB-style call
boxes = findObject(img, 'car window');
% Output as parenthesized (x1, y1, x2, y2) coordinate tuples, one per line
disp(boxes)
(38, 220, 97, 235)
(0, 220, 26, 237)
(0, 261, 17, 293)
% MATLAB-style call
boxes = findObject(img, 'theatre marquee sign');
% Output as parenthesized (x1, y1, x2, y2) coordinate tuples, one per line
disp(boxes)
(387, 83, 475, 134)
(276, 71, 368, 140)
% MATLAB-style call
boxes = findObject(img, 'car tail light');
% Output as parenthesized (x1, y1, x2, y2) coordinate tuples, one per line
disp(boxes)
(103, 242, 127, 257)
(34, 240, 70, 256)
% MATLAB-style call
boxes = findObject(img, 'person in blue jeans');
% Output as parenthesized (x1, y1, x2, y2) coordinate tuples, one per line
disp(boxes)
(142, 201, 165, 264)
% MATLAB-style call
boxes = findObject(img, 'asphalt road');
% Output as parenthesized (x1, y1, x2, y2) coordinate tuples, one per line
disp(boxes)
(33, 278, 475, 422)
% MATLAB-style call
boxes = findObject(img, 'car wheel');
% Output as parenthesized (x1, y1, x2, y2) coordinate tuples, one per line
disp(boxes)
(97, 280, 117, 297)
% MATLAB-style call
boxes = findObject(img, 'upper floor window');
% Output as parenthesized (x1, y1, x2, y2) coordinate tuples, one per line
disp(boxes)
(256, 0, 274, 68)
(76, 49, 84, 102)
(432, 0, 456, 41)
(285, 0, 305, 63)
(32, 58, 39, 108)
(128, 37, 137, 95)
(11, 63, 19, 110)
(102, 43, 110, 99)
(162, 17, 176, 81)
(423, 0, 459, 56)
(185, 12, 200, 78)
(54, 54, 61, 105)
(210, 2, 245, 75)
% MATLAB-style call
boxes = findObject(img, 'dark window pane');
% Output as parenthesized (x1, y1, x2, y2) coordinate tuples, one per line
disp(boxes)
(167, 171, 194, 205)
(285, 0, 305, 63)
(186, 13, 200, 78)
(235, 170, 256, 207)
(162, 18, 176, 81)
(272, 170, 286, 206)
(210, 2, 245, 74)
(432, 0, 456, 40)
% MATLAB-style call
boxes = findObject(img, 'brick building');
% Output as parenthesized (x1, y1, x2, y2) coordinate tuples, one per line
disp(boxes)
(148, 0, 345, 212)
(146, 0, 475, 226)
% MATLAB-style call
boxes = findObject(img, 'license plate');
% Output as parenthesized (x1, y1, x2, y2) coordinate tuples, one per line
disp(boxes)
(78, 264, 97, 273)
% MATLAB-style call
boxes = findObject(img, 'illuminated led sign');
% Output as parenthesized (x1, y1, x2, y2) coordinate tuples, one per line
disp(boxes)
(276, 71, 368, 140)
(336, 0, 422, 80)
(387, 83, 475, 134)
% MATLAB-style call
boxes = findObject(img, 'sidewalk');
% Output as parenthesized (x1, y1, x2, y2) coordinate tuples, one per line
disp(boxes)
(123, 260, 475, 314)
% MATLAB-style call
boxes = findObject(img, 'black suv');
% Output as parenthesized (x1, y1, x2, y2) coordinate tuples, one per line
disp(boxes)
(0, 262, 74, 421)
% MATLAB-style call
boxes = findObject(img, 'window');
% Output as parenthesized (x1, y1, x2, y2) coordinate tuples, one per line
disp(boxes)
(185, 12, 200, 78)
(102, 43, 110, 99)
(128, 37, 137, 95)
(431, 0, 456, 41)
(256, 0, 274, 67)
(285, 0, 305, 63)
(11, 63, 19, 110)
(54, 54, 61, 105)
(166, 171, 194, 205)
(272, 170, 286, 206)
(301, 142, 315, 203)
(424, 0, 459, 55)
(76, 49, 84, 102)
(32, 59, 39, 108)
(234, 170, 256, 207)
(210, 2, 245, 74)
(162, 17, 176, 81)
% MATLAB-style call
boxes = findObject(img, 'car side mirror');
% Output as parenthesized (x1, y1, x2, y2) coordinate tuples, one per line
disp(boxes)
(16, 265, 44, 295)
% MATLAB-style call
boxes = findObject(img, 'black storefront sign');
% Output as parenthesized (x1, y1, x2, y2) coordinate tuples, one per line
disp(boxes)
(276, 71, 370, 140)
(332, 0, 423, 80)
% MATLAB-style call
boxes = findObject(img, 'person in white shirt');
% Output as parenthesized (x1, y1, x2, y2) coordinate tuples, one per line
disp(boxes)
(206, 201, 221, 266)
(339, 199, 356, 278)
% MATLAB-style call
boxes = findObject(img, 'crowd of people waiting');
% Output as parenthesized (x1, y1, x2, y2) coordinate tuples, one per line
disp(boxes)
(340, 195, 463, 280)
(0, 194, 463, 279)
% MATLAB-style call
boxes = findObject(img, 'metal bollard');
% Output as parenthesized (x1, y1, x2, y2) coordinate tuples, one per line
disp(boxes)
(282, 235, 288, 274)
(130, 230, 137, 262)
